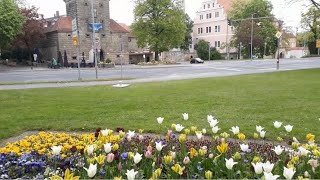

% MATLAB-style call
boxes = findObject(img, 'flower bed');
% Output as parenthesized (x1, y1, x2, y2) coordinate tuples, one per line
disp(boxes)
(0, 114, 319, 179)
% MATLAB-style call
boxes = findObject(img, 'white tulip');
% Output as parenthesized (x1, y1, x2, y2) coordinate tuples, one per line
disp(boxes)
(272, 145, 284, 155)
(157, 117, 164, 124)
(304, 171, 310, 178)
(230, 126, 240, 135)
(293, 137, 300, 144)
(283, 167, 296, 180)
(273, 121, 282, 129)
(126, 169, 138, 180)
(175, 124, 184, 132)
(196, 131, 203, 139)
(264, 172, 280, 180)
(182, 113, 189, 120)
(225, 158, 238, 170)
(207, 115, 215, 121)
(284, 125, 293, 133)
(252, 162, 263, 174)
(83, 163, 97, 178)
(263, 161, 274, 173)
(155, 141, 165, 151)
(256, 125, 264, 133)
(127, 130, 135, 138)
(260, 130, 266, 138)
(208, 119, 219, 127)
(202, 128, 206, 134)
(298, 147, 310, 156)
(212, 126, 220, 134)
(51, 146, 62, 155)
(240, 144, 249, 152)
(104, 143, 112, 153)
(133, 153, 142, 164)
(86, 145, 95, 155)
(101, 129, 110, 136)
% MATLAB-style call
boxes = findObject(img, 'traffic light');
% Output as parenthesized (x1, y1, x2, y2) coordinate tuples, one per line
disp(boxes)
(227, 19, 231, 26)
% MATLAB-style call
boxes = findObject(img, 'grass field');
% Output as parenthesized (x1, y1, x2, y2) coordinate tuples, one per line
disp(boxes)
(0, 69, 319, 143)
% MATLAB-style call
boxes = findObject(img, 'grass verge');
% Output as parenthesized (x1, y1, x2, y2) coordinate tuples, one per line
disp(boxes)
(0, 69, 319, 142)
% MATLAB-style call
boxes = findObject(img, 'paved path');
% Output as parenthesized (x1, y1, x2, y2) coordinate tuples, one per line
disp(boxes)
(0, 58, 319, 90)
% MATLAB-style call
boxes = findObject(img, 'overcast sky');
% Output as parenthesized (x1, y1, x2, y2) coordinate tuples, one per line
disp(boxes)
(26, 0, 310, 31)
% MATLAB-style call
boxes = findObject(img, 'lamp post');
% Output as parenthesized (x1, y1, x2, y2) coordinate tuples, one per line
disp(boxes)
(208, 42, 211, 61)
(91, 0, 98, 79)
(250, 14, 254, 60)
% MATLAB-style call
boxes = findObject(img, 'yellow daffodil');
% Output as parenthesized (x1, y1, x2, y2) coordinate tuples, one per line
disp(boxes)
(190, 148, 198, 158)
(95, 154, 106, 165)
(217, 142, 228, 154)
(237, 133, 246, 141)
(179, 134, 187, 143)
(64, 168, 80, 180)
(205, 170, 213, 179)
(164, 155, 173, 164)
(171, 164, 185, 175)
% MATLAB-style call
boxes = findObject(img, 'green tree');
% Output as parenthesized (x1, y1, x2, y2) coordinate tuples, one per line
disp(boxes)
(195, 39, 222, 60)
(180, 13, 193, 51)
(132, 0, 187, 61)
(0, 0, 25, 49)
(301, 7, 320, 54)
(228, 0, 277, 58)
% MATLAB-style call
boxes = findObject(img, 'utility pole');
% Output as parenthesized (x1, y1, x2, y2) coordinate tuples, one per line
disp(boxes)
(91, 0, 98, 79)
(208, 42, 210, 61)
(226, 18, 230, 60)
(250, 14, 254, 60)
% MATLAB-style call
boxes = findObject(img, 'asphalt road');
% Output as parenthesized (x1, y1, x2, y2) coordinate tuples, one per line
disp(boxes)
(0, 58, 319, 90)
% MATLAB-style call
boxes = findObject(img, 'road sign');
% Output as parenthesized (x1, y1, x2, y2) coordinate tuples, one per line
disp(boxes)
(316, 40, 320, 48)
(72, 19, 77, 32)
(72, 37, 79, 46)
(275, 31, 282, 39)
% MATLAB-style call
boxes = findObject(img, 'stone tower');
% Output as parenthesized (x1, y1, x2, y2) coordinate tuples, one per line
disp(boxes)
(63, 0, 111, 61)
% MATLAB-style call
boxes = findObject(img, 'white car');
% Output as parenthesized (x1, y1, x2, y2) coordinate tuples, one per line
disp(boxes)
(190, 58, 204, 64)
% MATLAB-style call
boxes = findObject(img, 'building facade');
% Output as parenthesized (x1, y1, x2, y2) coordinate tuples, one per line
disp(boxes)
(191, 0, 237, 59)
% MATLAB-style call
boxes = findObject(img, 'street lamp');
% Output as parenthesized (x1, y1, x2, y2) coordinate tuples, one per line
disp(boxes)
(250, 13, 254, 60)
(208, 42, 211, 61)
(91, 0, 98, 79)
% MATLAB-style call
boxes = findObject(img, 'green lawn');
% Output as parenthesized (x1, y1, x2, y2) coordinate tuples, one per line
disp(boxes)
(0, 69, 319, 143)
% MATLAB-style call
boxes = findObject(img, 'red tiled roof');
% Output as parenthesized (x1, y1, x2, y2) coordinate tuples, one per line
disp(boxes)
(217, 0, 234, 12)
(45, 16, 72, 33)
(110, 19, 130, 33)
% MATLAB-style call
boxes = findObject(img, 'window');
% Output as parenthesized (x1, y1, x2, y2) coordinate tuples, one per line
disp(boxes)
(206, 14, 209, 19)
(208, 4, 210, 8)
(204, 5, 205, 9)
(200, 15, 203, 20)
(198, 28, 203, 34)
(215, 41, 221, 47)
(213, 3, 214, 7)
(206, 27, 208, 33)
(209, 13, 212, 18)
(209, 26, 211, 33)
(201, 28, 203, 34)
(215, 12, 219, 18)
(215, 25, 220, 32)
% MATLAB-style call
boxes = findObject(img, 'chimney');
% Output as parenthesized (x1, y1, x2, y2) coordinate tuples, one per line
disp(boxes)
(56, 11, 60, 17)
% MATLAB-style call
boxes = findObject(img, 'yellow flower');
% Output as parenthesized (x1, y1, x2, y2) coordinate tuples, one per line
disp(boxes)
(114, 176, 122, 180)
(199, 148, 207, 156)
(112, 143, 119, 151)
(119, 131, 126, 138)
(287, 162, 295, 169)
(220, 132, 230, 139)
(128, 152, 134, 160)
(237, 133, 246, 141)
(171, 124, 176, 129)
(164, 155, 173, 164)
(179, 134, 187, 143)
(139, 129, 144, 134)
(190, 148, 198, 158)
(95, 154, 106, 165)
(313, 149, 320, 157)
(171, 164, 185, 175)
(64, 168, 80, 180)
(217, 142, 228, 154)
(88, 157, 96, 164)
(292, 142, 299, 150)
(277, 137, 283, 142)
(191, 126, 197, 132)
(205, 170, 213, 179)
(51, 175, 63, 180)
(150, 168, 162, 180)
(252, 156, 261, 163)
(233, 152, 242, 160)
(184, 129, 190, 135)
(291, 156, 300, 164)
(253, 133, 259, 139)
(110, 135, 120, 143)
(306, 133, 315, 142)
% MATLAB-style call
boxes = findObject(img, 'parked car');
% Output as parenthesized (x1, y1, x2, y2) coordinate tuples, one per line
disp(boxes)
(190, 58, 204, 64)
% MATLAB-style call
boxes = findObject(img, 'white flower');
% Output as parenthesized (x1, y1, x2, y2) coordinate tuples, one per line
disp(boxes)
(256, 125, 264, 133)
(251, 162, 263, 174)
(211, 126, 220, 134)
(155, 141, 165, 151)
(182, 113, 188, 120)
(273, 121, 282, 129)
(207, 115, 215, 121)
(175, 124, 184, 132)
(240, 144, 249, 152)
(126, 169, 138, 180)
(133, 153, 143, 164)
(260, 130, 266, 138)
(209, 119, 219, 127)
(304, 171, 310, 178)
(230, 126, 240, 135)
(157, 117, 164, 124)
(225, 158, 238, 170)
(293, 137, 300, 144)
(86, 145, 95, 155)
(263, 161, 274, 173)
(283, 167, 296, 180)
(51, 146, 62, 155)
(298, 147, 310, 156)
(264, 172, 280, 180)
(101, 129, 110, 136)
(202, 128, 206, 134)
(83, 163, 97, 178)
(272, 145, 284, 155)
(196, 131, 203, 139)
(127, 130, 135, 138)
(284, 125, 293, 133)
(104, 143, 112, 153)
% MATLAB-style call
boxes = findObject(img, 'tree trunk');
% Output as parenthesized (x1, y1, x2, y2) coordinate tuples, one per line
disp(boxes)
(155, 51, 159, 61)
